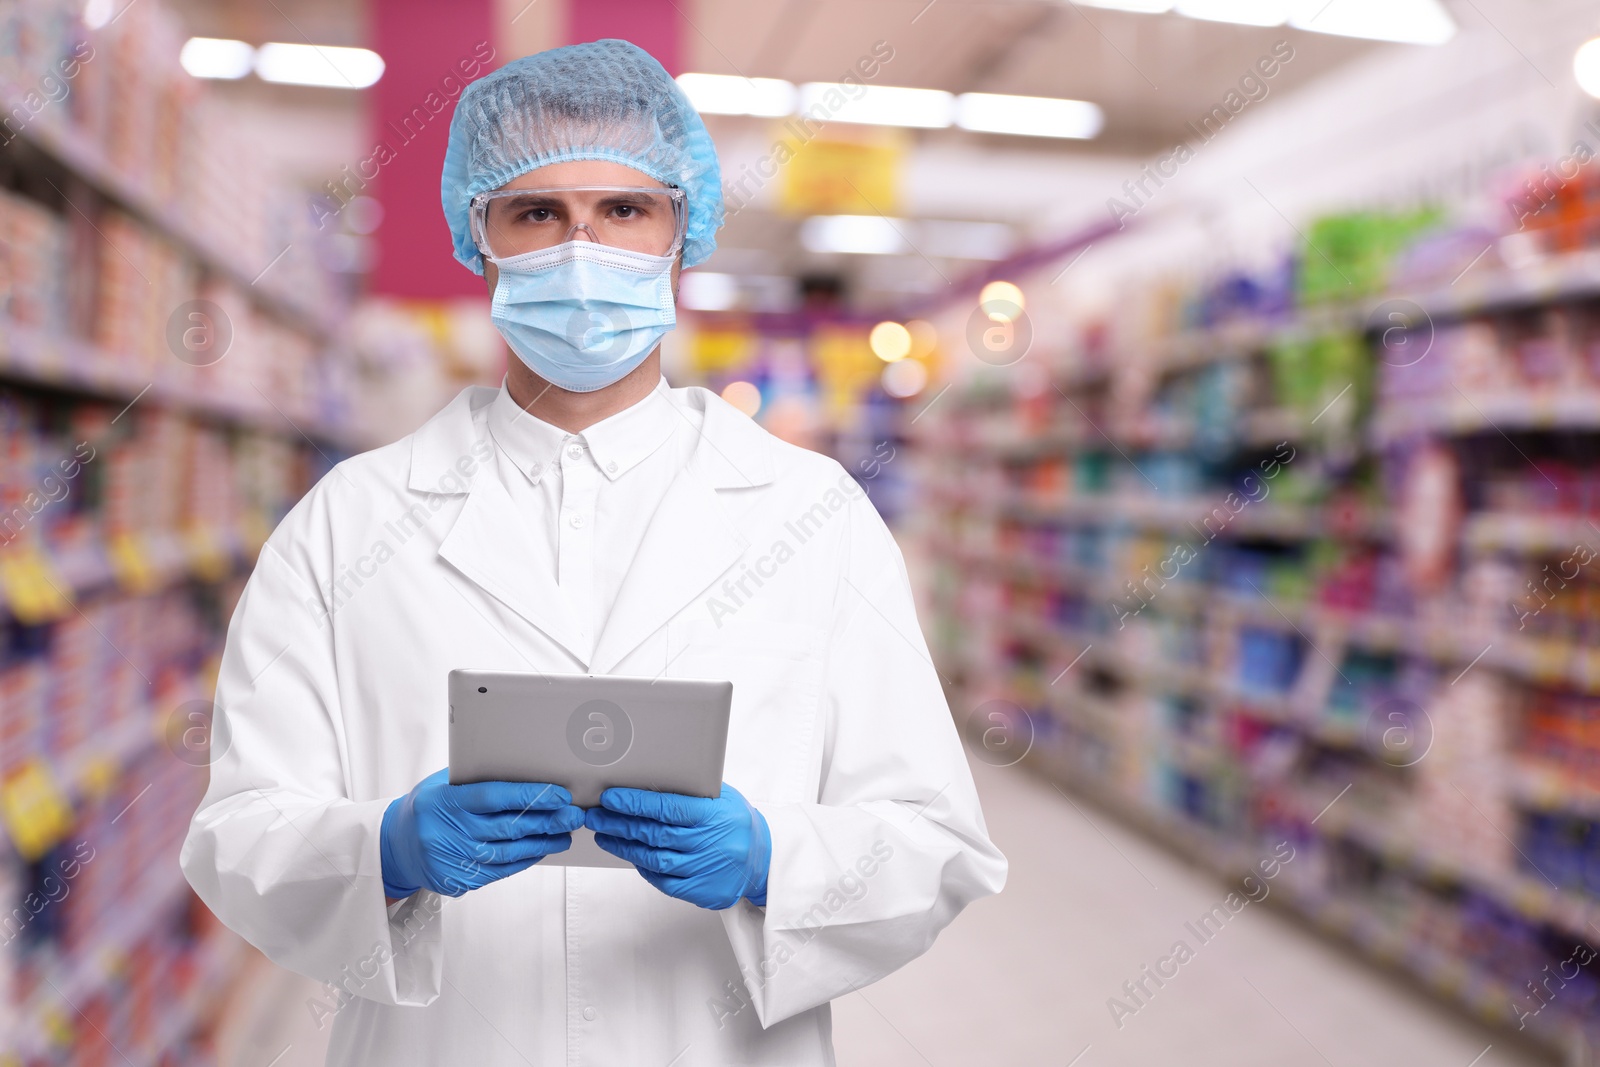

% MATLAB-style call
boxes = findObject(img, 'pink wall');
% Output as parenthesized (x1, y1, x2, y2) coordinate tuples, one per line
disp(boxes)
(367, 0, 686, 298)
(566, 0, 684, 75)
(368, 0, 497, 298)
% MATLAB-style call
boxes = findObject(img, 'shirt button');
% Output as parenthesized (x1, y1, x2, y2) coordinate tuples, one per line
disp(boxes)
(569, 513, 585, 529)
(567, 443, 584, 459)
(582, 1006, 597, 1021)
(529, 462, 541, 476)
(606, 461, 618, 474)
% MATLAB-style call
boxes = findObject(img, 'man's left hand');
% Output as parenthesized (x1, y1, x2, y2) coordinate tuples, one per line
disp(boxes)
(586, 783, 770, 910)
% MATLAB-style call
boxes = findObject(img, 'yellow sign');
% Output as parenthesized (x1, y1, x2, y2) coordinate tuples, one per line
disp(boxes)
(810, 326, 879, 423)
(1, 759, 74, 862)
(778, 133, 902, 217)
(690, 327, 756, 376)
(108, 530, 158, 593)
(185, 525, 231, 583)
(0, 549, 72, 624)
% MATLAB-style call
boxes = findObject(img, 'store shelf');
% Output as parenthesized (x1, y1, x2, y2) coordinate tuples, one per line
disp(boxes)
(1373, 389, 1600, 444)
(922, 215, 1600, 1059)
(1397, 248, 1600, 322)
(12, 861, 190, 1057)
(0, 317, 349, 444)
(1465, 511, 1600, 554)
(1, 524, 262, 625)
(0, 85, 339, 341)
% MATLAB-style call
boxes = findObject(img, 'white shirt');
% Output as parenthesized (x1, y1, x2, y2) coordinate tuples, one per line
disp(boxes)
(485, 374, 689, 662)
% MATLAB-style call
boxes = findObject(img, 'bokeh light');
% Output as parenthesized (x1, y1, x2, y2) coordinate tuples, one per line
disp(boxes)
(720, 380, 762, 417)
(870, 321, 914, 362)
(882, 358, 928, 397)
(905, 319, 939, 359)
(978, 280, 1024, 322)
(1577, 37, 1600, 99)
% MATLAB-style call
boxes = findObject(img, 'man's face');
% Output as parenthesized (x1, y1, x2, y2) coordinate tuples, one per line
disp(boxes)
(480, 158, 684, 296)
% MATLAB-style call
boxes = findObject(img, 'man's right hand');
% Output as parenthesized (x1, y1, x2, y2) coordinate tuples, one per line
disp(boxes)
(380, 769, 584, 899)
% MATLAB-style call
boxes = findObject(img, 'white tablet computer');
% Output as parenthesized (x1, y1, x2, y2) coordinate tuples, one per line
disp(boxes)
(447, 668, 733, 869)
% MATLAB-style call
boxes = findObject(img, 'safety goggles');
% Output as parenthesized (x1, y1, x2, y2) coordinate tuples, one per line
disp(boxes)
(470, 185, 688, 262)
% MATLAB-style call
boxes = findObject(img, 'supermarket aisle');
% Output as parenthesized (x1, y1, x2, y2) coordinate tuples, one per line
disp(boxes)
(830, 757, 1553, 1067)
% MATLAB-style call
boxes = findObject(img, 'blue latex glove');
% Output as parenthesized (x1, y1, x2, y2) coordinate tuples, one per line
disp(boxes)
(380, 769, 585, 899)
(585, 783, 771, 910)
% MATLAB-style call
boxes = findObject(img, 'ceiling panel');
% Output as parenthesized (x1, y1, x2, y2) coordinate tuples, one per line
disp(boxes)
(684, 0, 1377, 153)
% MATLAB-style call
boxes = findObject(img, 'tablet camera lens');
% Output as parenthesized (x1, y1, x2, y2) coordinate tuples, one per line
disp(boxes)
(478, 686, 487, 693)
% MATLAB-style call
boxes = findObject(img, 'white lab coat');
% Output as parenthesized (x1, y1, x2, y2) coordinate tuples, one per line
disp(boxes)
(180, 382, 1006, 1066)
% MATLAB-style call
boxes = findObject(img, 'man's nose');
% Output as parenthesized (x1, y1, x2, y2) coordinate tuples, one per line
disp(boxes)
(564, 221, 600, 243)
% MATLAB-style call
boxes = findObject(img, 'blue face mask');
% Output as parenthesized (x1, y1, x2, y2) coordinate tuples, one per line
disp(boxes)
(488, 240, 677, 393)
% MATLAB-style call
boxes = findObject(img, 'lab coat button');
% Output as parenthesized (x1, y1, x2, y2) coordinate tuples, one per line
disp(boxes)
(582, 1006, 597, 1021)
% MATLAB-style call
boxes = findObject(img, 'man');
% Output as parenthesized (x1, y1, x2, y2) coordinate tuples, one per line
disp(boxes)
(181, 39, 1005, 1066)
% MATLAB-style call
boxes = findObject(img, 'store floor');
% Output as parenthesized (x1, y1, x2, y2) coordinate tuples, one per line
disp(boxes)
(214, 757, 1553, 1067)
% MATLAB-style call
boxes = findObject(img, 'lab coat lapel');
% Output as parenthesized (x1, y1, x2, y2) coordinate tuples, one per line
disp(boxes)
(410, 386, 590, 666)
(588, 388, 773, 675)
(436, 473, 591, 666)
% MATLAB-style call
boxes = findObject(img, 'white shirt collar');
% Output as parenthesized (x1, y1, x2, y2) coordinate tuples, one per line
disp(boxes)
(487, 375, 677, 485)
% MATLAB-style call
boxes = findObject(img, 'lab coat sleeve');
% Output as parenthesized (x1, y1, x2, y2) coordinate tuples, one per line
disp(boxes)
(720, 483, 1007, 1027)
(179, 510, 445, 1008)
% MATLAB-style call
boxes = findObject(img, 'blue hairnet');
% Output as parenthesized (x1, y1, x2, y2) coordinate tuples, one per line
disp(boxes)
(441, 39, 724, 272)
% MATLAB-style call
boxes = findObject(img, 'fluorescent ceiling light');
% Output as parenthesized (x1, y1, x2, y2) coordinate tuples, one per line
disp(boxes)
(676, 73, 796, 117)
(180, 37, 255, 79)
(1075, 0, 1176, 11)
(798, 83, 954, 128)
(917, 220, 1016, 260)
(955, 92, 1103, 139)
(1290, 0, 1455, 44)
(679, 272, 740, 311)
(800, 216, 1015, 259)
(1176, 0, 1291, 26)
(800, 215, 909, 255)
(1578, 38, 1600, 99)
(255, 43, 385, 88)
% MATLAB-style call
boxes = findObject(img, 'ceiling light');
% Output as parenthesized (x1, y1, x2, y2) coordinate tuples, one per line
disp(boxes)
(676, 73, 797, 117)
(1074, 0, 1176, 11)
(679, 272, 740, 311)
(1290, 0, 1455, 44)
(1175, 0, 1291, 26)
(798, 83, 954, 128)
(800, 215, 909, 255)
(180, 37, 256, 79)
(956, 92, 1103, 139)
(917, 219, 1016, 261)
(255, 43, 385, 88)
(1576, 37, 1600, 98)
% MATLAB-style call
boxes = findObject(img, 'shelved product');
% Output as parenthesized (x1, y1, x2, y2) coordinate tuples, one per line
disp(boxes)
(915, 200, 1600, 1058)
(0, 2, 353, 1063)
